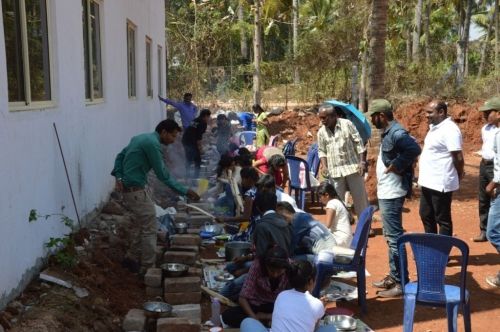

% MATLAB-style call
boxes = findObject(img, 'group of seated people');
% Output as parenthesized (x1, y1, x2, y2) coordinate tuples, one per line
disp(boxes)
(207, 169, 352, 329)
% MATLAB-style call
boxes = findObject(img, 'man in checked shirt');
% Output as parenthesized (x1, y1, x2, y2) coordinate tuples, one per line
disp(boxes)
(317, 103, 369, 219)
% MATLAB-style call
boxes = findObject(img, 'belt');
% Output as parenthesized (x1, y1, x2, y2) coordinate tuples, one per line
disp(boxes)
(482, 159, 494, 166)
(123, 186, 144, 193)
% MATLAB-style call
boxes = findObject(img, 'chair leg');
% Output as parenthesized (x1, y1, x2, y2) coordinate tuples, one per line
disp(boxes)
(312, 260, 333, 298)
(463, 300, 471, 332)
(300, 190, 306, 210)
(446, 303, 459, 332)
(357, 266, 367, 314)
(402, 294, 417, 332)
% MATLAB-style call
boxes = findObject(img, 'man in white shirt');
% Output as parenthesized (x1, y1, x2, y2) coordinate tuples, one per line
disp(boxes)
(368, 99, 421, 298)
(483, 97, 500, 288)
(475, 97, 500, 242)
(418, 101, 464, 236)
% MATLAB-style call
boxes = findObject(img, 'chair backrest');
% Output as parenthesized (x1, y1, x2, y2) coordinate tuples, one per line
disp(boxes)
(306, 142, 320, 177)
(397, 233, 469, 304)
(238, 131, 256, 146)
(268, 135, 279, 147)
(286, 156, 311, 190)
(349, 206, 375, 264)
(282, 138, 298, 156)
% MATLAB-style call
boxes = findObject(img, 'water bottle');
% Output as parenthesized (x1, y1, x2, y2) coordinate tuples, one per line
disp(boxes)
(211, 297, 221, 326)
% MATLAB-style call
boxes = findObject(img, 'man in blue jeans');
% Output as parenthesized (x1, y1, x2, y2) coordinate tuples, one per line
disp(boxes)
(368, 99, 421, 297)
(483, 97, 500, 288)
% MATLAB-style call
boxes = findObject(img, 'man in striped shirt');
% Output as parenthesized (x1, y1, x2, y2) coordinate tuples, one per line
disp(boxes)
(317, 104, 369, 218)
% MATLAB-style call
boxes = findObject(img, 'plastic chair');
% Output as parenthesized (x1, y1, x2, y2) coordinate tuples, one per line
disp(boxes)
(238, 131, 256, 146)
(397, 233, 471, 332)
(268, 135, 279, 147)
(312, 206, 375, 314)
(306, 143, 320, 203)
(286, 156, 314, 210)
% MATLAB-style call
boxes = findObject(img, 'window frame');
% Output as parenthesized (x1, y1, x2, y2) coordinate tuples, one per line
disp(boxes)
(157, 44, 163, 97)
(126, 20, 137, 99)
(145, 36, 152, 98)
(5, 0, 55, 112)
(83, 0, 104, 104)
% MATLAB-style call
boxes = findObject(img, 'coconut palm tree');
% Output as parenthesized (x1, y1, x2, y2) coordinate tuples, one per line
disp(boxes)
(367, 0, 389, 100)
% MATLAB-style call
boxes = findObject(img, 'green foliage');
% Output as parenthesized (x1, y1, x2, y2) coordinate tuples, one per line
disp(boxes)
(28, 209, 77, 270)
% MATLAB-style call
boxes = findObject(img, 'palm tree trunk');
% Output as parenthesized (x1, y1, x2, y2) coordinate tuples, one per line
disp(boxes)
(424, 0, 431, 63)
(412, 0, 423, 63)
(238, 1, 248, 59)
(478, 2, 498, 77)
(293, 0, 299, 84)
(253, 0, 262, 105)
(456, 0, 473, 86)
(367, 0, 389, 100)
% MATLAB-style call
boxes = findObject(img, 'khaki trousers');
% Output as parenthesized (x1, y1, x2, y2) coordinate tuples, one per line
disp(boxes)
(331, 172, 369, 217)
(123, 190, 157, 270)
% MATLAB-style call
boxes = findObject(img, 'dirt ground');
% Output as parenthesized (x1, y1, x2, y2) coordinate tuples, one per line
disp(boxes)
(1, 99, 499, 331)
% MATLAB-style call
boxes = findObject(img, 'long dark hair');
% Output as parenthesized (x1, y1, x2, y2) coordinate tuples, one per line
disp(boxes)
(317, 181, 339, 199)
(288, 260, 316, 292)
(216, 154, 234, 177)
(260, 246, 290, 275)
(267, 154, 286, 175)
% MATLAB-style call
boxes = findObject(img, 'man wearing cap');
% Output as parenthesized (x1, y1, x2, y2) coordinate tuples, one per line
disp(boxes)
(368, 99, 421, 297)
(418, 100, 464, 237)
(317, 104, 369, 219)
(482, 97, 500, 288)
(475, 97, 500, 242)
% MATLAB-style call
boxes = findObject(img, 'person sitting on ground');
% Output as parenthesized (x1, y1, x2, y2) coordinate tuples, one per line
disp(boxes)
(207, 154, 243, 217)
(317, 181, 353, 248)
(240, 260, 335, 332)
(221, 246, 290, 328)
(276, 202, 337, 260)
(182, 108, 211, 179)
(215, 114, 233, 155)
(253, 146, 289, 189)
(253, 104, 270, 147)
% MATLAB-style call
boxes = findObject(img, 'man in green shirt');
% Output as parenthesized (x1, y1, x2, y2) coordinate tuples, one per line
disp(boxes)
(112, 119, 199, 273)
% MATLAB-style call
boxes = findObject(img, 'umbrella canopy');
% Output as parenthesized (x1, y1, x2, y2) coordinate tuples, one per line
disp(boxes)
(324, 100, 371, 144)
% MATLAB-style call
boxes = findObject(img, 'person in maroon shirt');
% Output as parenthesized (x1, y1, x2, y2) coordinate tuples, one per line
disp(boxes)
(221, 246, 290, 328)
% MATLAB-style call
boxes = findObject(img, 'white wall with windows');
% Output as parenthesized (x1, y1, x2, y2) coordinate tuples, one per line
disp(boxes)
(0, 0, 166, 307)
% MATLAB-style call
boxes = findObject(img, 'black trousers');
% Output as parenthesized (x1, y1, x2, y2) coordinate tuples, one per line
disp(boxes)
(183, 144, 201, 179)
(419, 186, 453, 236)
(221, 302, 274, 328)
(479, 160, 494, 232)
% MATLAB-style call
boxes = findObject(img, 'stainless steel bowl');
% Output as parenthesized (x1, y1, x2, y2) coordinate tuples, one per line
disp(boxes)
(323, 315, 357, 331)
(174, 222, 188, 234)
(161, 263, 189, 278)
(200, 223, 224, 235)
(143, 301, 172, 319)
(224, 241, 252, 261)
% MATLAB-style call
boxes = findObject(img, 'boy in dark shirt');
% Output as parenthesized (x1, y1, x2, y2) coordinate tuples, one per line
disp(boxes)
(182, 109, 211, 179)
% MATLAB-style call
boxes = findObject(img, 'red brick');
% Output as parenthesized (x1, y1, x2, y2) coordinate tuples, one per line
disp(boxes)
(156, 317, 200, 332)
(145, 286, 163, 297)
(144, 268, 162, 287)
(163, 291, 201, 305)
(171, 234, 201, 246)
(164, 276, 200, 293)
(187, 228, 200, 234)
(122, 309, 146, 331)
(169, 245, 199, 253)
(188, 267, 202, 277)
(163, 251, 198, 265)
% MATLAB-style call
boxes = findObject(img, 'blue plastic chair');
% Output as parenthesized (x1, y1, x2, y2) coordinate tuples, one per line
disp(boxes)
(286, 156, 314, 210)
(312, 206, 375, 314)
(397, 233, 471, 332)
(306, 143, 320, 203)
(238, 131, 256, 146)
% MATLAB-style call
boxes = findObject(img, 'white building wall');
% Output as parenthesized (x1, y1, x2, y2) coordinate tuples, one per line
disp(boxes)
(0, 0, 166, 308)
